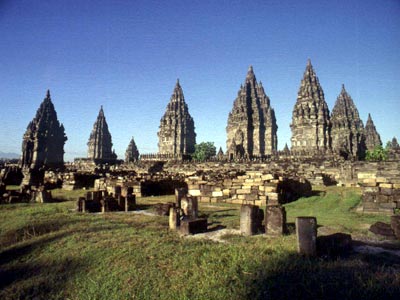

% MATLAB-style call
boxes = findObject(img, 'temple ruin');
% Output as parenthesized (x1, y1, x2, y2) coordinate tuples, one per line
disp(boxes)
(364, 113, 382, 151)
(330, 85, 366, 160)
(290, 60, 331, 154)
(226, 66, 278, 160)
(157, 80, 196, 158)
(21, 90, 67, 170)
(125, 137, 139, 163)
(87, 106, 117, 164)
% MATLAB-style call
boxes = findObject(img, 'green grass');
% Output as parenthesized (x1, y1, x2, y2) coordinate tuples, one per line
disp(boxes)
(0, 187, 399, 300)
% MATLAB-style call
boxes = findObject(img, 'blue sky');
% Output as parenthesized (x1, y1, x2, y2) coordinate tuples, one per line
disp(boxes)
(0, 0, 399, 161)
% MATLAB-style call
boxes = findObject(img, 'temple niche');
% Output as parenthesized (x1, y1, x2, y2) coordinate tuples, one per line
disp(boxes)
(87, 106, 117, 164)
(330, 85, 366, 160)
(226, 66, 278, 160)
(157, 80, 196, 157)
(125, 137, 139, 163)
(21, 90, 67, 170)
(364, 113, 382, 151)
(290, 60, 331, 154)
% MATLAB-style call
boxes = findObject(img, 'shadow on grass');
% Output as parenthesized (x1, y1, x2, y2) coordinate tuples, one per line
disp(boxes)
(240, 253, 400, 300)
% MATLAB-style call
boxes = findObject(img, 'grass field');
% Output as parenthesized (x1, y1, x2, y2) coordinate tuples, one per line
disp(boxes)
(0, 186, 399, 299)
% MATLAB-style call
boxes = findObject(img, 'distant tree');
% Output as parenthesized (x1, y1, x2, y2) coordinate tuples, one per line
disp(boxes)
(365, 145, 388, 161)
(192, 142, 216, 161)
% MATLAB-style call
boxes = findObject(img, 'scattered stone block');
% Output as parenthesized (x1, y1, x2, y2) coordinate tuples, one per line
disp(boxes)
(296, 217, 317, 256)
(369, 221, 396, 239)
(317, 233, 352, 257)
(265, 205, 286, 236)
(180, 218, 208, 235)
(391, 215, 400, 239)
(240, 204, 260, 236)
(181, 195, 198, 219)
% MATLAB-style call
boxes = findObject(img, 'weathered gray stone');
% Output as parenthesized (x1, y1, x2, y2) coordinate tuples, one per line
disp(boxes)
(180, 218, 207, 235)
(391, 215, 400, 239)
(369, 221, 396, 239)
(296, 216, 317, 256)
(240, 204, 260, 236)
(169, 207, 180, 230)
(175, 187, 187, 207)
(181, 195, 198, 219)
(264, 205, 286, 236)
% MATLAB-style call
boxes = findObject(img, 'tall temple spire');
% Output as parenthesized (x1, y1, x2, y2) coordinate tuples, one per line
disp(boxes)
(331, 85, 365, 159)
(158, 80, 196, 156)
(226, 65, 278, 160)
(21, 90, 67, 170)
(87, 106, 117, 164)
(290, 59, 331, 154)
(364, 113, 382, 151)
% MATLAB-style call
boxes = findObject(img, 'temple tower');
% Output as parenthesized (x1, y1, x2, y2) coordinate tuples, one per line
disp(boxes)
(87, 106, 117, 164)
(157, 80, 196, 156)
(21, 90, 67, 170)
(226, 66, 278, 160)
(125, 137, 139, 163)
(364, 113, 382, 151)
(290, 60, 331, 154)
(330, 85, 365, 160)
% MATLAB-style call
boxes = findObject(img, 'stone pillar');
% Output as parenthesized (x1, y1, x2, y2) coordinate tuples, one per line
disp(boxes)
(296, 217, 317, 256)
(169, 207, 180, 230)
(181, 195, 198, 219)
(391, 215, 400, 239)
(265, 205, 286, 235)
(175, 187, 187, 208)
(240, 204, 259, 236)
(101, 199, 108, 213)
(81, 198, 86, 213)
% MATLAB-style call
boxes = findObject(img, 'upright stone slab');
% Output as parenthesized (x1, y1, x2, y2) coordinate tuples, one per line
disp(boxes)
(169, 207, 180, 230)
(181, 195, 198, 219)
(296, 217, 317, 256)
(265, 205, 286, 235)
(175, 187, 187, 207)
(240, 204, 259, 236)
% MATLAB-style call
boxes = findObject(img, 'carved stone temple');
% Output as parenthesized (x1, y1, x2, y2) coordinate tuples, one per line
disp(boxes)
(226, 66, 278, 160)
(330, 85, 366, 160)
(364, 113, 382, 151)
(21, 90, 67, 170)
(290, 59, 331, 154)
(125, 137, 139, 163)
(87, 106, 117, 164)
(157, 80, 196, 157)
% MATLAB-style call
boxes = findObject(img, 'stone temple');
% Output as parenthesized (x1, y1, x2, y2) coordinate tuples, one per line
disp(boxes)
(125, 137, 139, 163)
(226, 66, 278, 160)
(157, 80, 196, 157)
(330, 85, 366, 160)
(87, 106, 117, 164)
(364, 113, 382, 151)
(21, 90, 67, 170)
(290, 59, 331, 154)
